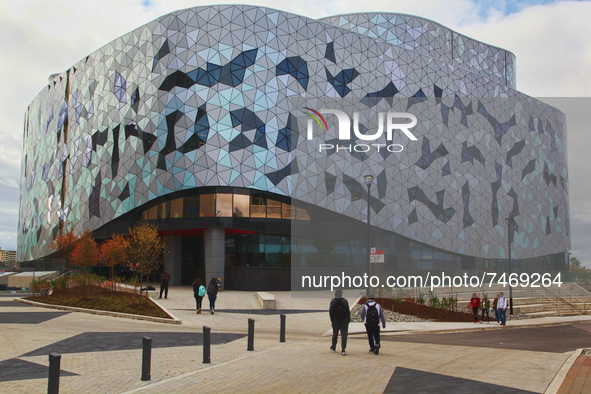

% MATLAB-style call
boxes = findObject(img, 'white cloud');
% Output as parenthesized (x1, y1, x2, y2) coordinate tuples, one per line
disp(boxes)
(0, 177, 18, 189)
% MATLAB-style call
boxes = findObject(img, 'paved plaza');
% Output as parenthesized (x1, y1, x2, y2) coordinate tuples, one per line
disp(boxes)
(2, 287, 591, 393)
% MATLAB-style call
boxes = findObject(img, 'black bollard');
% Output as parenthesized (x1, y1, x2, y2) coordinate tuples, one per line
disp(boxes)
(48, 353, 61, 394)
(141, 337, 151, 381)
(203, 326, 211, 363)
(247, 318, 255, 351)
(280, 314, 286, 343)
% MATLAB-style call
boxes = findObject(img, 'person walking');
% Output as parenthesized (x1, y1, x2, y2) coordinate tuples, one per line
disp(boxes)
(480, 294, 491, 324)
(470, 292, 481, 322)
(207, 277, 219, 314)
(360, 295, 386, 355)
(493, 293, 499, 323)
(329, 289, 350, 356)
(192, 278, 206, 314)
(159, 268, 171, 299)
(498, 292, 508, 326)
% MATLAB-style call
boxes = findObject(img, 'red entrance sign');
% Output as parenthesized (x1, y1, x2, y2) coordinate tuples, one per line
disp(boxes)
(370, 249, 385, 263)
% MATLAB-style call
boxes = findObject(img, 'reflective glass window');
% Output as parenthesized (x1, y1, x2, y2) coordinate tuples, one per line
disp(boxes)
(159, 201, 169, 219)
(282, 202, 293, 219)
(233, 194, 250, 217)
(185, 196, 199, 218)
(200, 194, 215, 217)
(148, 206, 158, 220)
(267, 199, 282, 218)
(296, 207, 310, 220)
(251, 194, 266, 218)
(170, 198, 183, 218)
(216, 194, 233, 217)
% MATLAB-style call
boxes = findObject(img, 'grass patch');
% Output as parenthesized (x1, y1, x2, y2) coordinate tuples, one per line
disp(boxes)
(25, 285, 171, 320)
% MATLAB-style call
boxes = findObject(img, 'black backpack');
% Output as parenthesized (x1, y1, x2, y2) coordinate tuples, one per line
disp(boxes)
(366, 303, 380, 327)
(334, 298, 347, 320)
(207, 283, 216, 296)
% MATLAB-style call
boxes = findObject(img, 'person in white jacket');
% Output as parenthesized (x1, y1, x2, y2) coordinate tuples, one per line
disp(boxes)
(360, 295, 386, 355)
(497, 292, 508, 326)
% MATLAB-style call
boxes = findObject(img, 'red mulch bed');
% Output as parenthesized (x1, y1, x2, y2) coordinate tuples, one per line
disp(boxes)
(25, 285, 172, 319)
(360, 297, 475, 322)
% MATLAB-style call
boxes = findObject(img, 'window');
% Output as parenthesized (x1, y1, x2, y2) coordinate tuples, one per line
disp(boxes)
(282, 202, 293, 219)
(185, 196, 199, 218)
(148, 205, 158, 220)
(216, 194, 233, 217)
(267, 199, 281, 218)
(200, 194, 215, 217)
(170, 198, 183, 218)
(233, 194, 250, 217)
(251, 194, 266, 218)
(159, 201, 169, 219)
(296, 207, 310, 220)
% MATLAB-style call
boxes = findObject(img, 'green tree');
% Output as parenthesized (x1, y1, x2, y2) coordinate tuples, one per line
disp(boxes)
(127, 222, 165, 303)
(570, 256, 591, 282)
(571, 257, 583, 268)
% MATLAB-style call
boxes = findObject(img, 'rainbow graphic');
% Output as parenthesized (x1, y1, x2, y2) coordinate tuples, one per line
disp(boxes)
(304, 107, 327, 130)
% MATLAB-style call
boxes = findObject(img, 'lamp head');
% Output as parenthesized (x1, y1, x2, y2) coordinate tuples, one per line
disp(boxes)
(364, 175, 374, 186)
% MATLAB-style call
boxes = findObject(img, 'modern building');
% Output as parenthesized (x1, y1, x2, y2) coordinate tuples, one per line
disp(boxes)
(19, 6, 569, 290)
(0, 247, 17, 268)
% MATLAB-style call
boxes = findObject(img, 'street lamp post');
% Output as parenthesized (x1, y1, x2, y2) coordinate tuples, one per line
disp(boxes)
(505, 216, 516, 315)
(364, 175, 374, 297)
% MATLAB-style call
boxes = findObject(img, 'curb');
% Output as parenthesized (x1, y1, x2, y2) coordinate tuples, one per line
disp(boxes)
(15, 297, 182, 325)
(544, 348, 586, 394)
(330, 318, 591, 337)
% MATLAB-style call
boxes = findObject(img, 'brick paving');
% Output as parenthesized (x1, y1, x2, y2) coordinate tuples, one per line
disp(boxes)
(2, 286, 591, 393)
(557, 352, 591, 394)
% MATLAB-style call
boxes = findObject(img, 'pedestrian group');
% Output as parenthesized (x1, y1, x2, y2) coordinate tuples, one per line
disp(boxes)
(472, 292, 508, 326)
(329, 290, 386, 356)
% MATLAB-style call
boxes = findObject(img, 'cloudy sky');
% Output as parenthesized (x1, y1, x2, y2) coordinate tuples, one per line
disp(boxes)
(1, 0, 590, 264)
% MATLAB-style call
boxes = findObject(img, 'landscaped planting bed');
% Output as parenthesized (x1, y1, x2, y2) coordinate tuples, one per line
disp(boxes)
(359, 297, 474, 322)
(25, 285, 172, 319)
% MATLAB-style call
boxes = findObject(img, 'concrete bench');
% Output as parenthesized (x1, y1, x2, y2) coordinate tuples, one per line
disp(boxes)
(141, 289, 159, 298)
(256, 292, 275, 309)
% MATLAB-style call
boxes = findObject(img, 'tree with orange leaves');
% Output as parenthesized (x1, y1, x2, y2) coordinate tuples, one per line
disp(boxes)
(71, 229, 100, 298)
(127, 222, 165, 303)
(100, 234, 129, 286)
(49, 223, 79, 271)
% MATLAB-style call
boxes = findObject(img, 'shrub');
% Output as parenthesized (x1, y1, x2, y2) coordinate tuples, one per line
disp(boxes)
(417, 297, 425, 305)
(450, 297, 458, 311)
(430, 296, 440, 309)
(29, 278, 48, 296)
(70, 273, 86, 288)
(51, 276, 68, 293)
(88, 274, 105, 287)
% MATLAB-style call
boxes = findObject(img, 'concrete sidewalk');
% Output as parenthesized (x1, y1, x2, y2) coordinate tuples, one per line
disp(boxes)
(3, 288, 591, 393)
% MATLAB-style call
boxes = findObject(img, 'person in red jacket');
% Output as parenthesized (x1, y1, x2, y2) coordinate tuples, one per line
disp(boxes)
(470, 292, 481, 322)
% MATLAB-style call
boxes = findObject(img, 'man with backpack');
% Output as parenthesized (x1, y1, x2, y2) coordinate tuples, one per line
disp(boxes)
(329, 289, 350, 356)
(360, 294, 386, 355)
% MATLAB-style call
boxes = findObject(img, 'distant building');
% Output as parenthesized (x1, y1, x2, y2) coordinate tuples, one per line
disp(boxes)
(0, 247, 17, 268)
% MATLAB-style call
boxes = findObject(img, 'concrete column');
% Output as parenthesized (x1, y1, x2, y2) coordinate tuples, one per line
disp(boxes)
(204, 228, 225, 286)
(164, 236, 182, 286)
